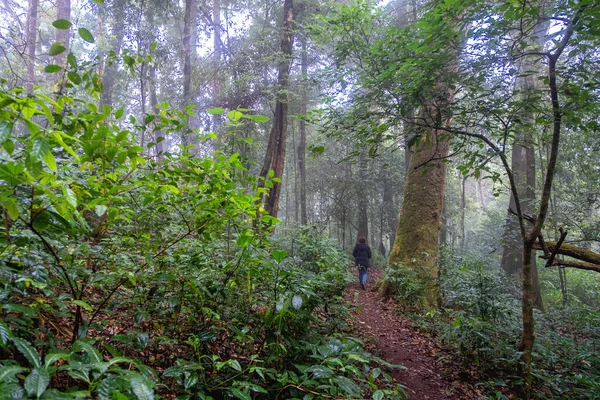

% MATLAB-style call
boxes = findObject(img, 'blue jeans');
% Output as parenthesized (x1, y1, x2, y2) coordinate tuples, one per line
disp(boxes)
(358, 266, 368, 285)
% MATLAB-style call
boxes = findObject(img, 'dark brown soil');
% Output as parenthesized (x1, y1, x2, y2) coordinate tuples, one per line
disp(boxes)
(344, 268, 485, 400)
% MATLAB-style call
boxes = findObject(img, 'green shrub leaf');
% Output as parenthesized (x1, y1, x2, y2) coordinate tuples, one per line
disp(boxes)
(207, 107, 225, 115)
(130, 374, 154, 400)
(12, 337, 41, 368)
(49, 42, 67, 56)
(0, 365, 28, 383)
(0, 321, 11, 347)
(24, 366, 50, 397)
(31, 138, 50, 162)
(44, 64, 62, 73)
(52, 19, 72, 29)
(72, 340, 102, 364)
(78, 28, 95, 43)
(0, 121, 12, 144)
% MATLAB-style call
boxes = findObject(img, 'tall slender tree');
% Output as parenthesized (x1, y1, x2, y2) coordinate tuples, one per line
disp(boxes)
(54, 0, 71, 70)
(25, 0, 39, 92)
(259, 0, 294, 218)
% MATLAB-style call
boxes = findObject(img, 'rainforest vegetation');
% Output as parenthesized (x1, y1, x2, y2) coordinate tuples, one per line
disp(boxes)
(0, 0, 599, 398)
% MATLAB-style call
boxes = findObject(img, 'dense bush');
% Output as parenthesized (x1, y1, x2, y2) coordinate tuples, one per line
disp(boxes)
(0, 85, 404, 399)
(429, 254, 600, 399)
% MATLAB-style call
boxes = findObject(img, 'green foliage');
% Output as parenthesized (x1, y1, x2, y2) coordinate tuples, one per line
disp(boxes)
(432, 255, 600, 399)
(0, 325, 153, 399)
(0, 68, 404, 397)
(384, 263, 435, 308)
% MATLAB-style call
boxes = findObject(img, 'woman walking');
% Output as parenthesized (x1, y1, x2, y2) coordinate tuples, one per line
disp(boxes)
(353, 236, 372, 290)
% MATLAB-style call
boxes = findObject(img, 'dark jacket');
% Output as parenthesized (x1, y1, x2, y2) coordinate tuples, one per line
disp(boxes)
(353, 243, 372, 267)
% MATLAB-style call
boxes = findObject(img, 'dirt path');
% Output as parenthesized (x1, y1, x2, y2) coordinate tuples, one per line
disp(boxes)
(344, 268, 484, 400)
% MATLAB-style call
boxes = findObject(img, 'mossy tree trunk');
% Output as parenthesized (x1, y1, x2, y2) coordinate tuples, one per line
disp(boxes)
(383, 106, 451, 309)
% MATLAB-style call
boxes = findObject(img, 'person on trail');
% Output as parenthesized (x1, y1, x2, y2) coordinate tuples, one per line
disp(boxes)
(353, 236, 371, 290)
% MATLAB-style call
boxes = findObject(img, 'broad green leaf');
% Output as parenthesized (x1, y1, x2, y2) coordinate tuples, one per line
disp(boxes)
(50, 131, 79, 160)
(44, 64, 62, 73)
(62, 186, 77, 208)
(332, 375, 361, 397)
(67, 71, 82, 85)
(207, 107, 225, 115)
(150, 41, 158, 52)
(249, 115, 269, 123)
(0, 121, 13, 144)
(184, 373, 198, 390)
(31, 138, 50, 162)
(98, 375, 119, 400)
(52, 19, 72, 30)
(3, 139, 14, 154)
(272, 249, 287, 264)
(72, 300, 92, 311)
(0, 321, 11, 347)
(45, 352, 70, 367)
(43, 151, 57, 172)
(5, 198, 18, 220)
(130, 375, 154, 400)
(236, 234, 253, 248)
(229, 388, 251, 400)
(66, 369, 90, 383)
(0, 365, 28, 383)
(306, 365, 333, 379)
(115, 108, 124, 119)
(49, 42, 67, 56)
(12, 337, 41, 368)
(78, 28, 94, 43)
(227, 110, 243, 122)
(372, 390, 385, 400)
(348, 353, 369, 363)
(67, 53, 77, 69)
(72, 340, 102, 364)
(24, 366, 50, 398)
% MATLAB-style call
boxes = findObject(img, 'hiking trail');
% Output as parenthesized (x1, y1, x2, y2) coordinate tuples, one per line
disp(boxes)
(344, 268, 485, 399)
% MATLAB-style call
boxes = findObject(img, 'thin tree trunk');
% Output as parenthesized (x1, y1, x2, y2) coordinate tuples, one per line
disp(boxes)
(461, 176, 466, 250)
(101, 0, 125, 108)
(517, 6, 581, 395)
(212, 0, 222, 134)
(298, 26, 309, 225)
(500, 2, 551, 310)
(183, 0, 193, 105)
(356, 149, 369, 241)
(26, 0, 39, 92)
(55, 0, 71, 69)
(259, 0, 294, 219)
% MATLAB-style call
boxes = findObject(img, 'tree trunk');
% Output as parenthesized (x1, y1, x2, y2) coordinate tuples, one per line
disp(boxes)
(55, 0, 71, 70)
(26, 0, 39, 92)
(101, 0, 125, 108)
(516, 4, 579, 395)
(298, 26, 308, 225)
(149, 64, 164, 157)
(212, 0, 222, 134)
(385, 114, 450, 307)
(356, 149, 369, 241)
(183, 0, 193, 105)
(460, 176, 466, 250)
(500, 3, 551, 311)
(259, 0, 294, 218)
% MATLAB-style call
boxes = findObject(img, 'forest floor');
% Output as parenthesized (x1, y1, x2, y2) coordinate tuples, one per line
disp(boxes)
(344, 268, 486, 400)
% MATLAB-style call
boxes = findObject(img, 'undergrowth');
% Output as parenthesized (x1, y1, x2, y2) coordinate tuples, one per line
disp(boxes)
(395, 250, 600, 400)
(0, 85, 405, 399)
